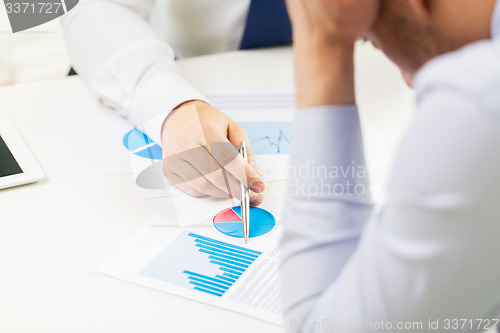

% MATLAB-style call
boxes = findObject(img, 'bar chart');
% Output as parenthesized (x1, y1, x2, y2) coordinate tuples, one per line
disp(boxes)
(140, 232, 261, 297)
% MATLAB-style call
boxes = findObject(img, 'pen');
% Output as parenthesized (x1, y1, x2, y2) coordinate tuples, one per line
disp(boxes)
(238, 141, 250, 244)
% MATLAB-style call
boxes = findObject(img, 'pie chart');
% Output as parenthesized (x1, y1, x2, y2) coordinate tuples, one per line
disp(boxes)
(213, 206, 275, 238)
(123, 128, 163, 160)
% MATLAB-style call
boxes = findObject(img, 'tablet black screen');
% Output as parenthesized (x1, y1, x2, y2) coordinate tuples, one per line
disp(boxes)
(0, 135, 23, 177)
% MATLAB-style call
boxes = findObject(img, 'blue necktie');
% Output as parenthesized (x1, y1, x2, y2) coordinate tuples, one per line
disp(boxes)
(239, 0, 292, 50)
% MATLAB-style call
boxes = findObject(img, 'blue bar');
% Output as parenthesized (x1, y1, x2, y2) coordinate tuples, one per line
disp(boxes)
(220, 267, 243, 276)
(195, 240, 259, 259)
(189, 275, 232, 286)
(198, 248, 254, 265)
(194, 241, 258, 260)
(194, 239, 260, 258)
(215, 274, 236, 283)
(188, 276, 230, 290)
(189, 281, 226, 294)
(183, 270, 232, 286)
(221, 272, 239, 280)
(189, 233, 261, 255)
(210, 260, 246, 272)
(208, 255, 250, 268)
(193, 287, 223, 297)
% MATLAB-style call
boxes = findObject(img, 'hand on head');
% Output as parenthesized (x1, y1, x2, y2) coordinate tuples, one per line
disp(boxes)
(287, 0, 496, 85)
(286, 0, 381, 44)
(286, 0, 381, 108)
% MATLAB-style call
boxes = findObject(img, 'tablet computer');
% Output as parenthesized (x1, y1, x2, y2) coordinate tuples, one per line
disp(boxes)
(0, 110, 45, 190)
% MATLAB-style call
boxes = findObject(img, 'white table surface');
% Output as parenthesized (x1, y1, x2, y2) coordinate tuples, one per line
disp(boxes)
(0, 45, 414, 333)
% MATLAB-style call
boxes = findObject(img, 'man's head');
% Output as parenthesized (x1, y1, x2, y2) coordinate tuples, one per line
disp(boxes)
(368, 0, 497, 84)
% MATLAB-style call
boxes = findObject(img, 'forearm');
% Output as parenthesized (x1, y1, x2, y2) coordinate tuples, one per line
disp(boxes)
(284, 12, 370, 326)
(281, 106, 373, 324)
(294, 36, 356, 108)
(62, 0, 165, 82)
(62, 0, 208, 143)
(286, 0, 379, 108)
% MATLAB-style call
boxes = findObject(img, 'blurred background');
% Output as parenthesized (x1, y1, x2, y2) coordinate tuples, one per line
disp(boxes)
(0, 8, 70, 87)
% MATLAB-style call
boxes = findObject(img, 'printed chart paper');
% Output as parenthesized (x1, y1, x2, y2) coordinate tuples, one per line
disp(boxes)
(100, 206, 283, 325)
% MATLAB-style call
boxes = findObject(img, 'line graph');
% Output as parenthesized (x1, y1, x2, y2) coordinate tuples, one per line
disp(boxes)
(240, 122, 293, 155)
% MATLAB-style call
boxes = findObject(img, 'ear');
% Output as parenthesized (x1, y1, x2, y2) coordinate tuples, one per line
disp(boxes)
(408, 0, 431, 19)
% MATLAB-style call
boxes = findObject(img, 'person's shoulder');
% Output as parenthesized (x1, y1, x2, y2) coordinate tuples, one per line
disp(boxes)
(413, 38, 500, 120)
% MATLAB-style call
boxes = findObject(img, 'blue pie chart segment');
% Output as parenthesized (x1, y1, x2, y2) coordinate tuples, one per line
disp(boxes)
(213, 206, 276, 238)
(123, 128, 163, 160)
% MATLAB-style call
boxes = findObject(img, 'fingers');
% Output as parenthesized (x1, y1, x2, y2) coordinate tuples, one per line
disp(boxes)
(250, 192, 264, 206)
(199, 139, 264, 195)
(172, 170, 264, 206)
(184, 176, 234, 199)
(164, 152, 236, 199)
(174, 182, 207, 198)
(226, 122, 265, 193)
(243, 140, 260, 178)
(164, 142, 265, 204)
(202, 164, 264, 205)
(227, 121, 257, 168)
(202, 161, 241, 199)
(164, 143, 238, 195)
(167, 163, 264, 205)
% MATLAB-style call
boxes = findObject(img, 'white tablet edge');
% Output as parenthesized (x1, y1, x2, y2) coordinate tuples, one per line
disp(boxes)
(0, 111, 45, 190)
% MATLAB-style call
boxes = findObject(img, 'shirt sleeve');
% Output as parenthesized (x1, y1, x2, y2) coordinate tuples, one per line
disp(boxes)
(280, 91, 500, 332)
(61, 0, 210, 144)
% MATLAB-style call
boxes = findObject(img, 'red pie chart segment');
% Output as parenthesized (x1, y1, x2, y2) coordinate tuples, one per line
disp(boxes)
(213, 208, 242, 223)
(213, 206, 276, 238)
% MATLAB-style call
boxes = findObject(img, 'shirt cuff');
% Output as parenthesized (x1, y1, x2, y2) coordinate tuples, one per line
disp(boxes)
(289, 105, 370, 200)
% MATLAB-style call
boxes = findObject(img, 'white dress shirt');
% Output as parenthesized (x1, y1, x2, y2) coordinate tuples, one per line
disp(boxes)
(62, 0, 252, 144)
(281, 2, 500, 333)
